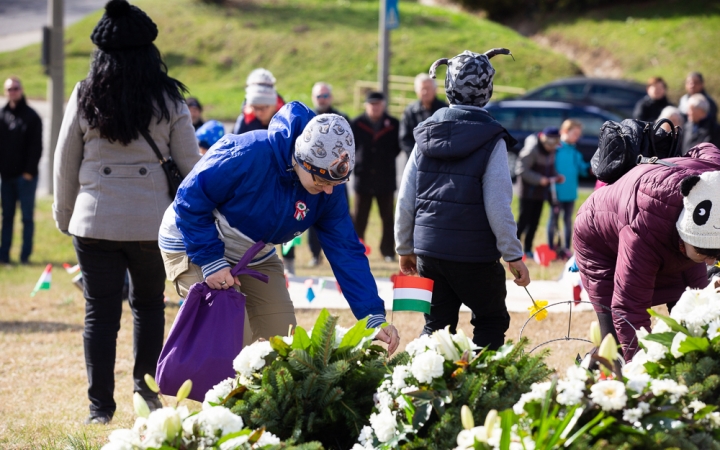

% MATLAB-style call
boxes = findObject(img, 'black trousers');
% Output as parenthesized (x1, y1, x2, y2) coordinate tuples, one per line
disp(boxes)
(74, 237, 166, 417)
(517, 198, 547, 254)
(353, 192, 395, 258)
(417, 255, 509, 350)
(308, 226, 322, 259)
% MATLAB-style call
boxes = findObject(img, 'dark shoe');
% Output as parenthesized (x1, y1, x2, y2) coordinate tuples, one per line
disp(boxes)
(84, 413, 112, 425)
(20, 258, 30, 265)
(308, 256, 321, 268)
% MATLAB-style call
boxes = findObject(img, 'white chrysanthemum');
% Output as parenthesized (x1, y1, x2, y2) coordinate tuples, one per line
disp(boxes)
(689, 400, 707, 412)
(707, 412, 720, 428)
(670, 332, 688, 358)
(369, 408, 397, 443)
(626, 373, 651, 393)
(233, 341, 273, 378)
(671, 288, 720, 336)
(623, 349, 649, 379)
(650, 379, 688, 404)
(203, 377, 236, 410)
(191, 406, 244, 439)
(410, 350, 445, 384)
(637, 327, 669, 362)
(623, 407, 645, 424)
(390, 365, 410, 393)
(566, 365, 589, 382)
(405, 334, 439, 357)
(255, 430, 281, 447)
(374, 391, 394, 410)
(652, 320, 671, 334)
(589, 380, 627, 411)
(358, 425, 374, 446)
(556, 378, 586, 406)
(102, 429, 142, 450)
(513, 381, 551, 415)
(707, 319, 720, 341)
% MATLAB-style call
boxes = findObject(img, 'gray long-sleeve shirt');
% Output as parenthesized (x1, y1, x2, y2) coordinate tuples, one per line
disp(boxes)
(394, 105, 523, 262)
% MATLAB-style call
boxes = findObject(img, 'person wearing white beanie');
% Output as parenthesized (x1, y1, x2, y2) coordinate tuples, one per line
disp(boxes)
(232, 67, 284, 135)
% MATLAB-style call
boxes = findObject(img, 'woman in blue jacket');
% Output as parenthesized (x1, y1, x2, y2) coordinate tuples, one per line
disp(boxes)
(159, 101, 399, 353)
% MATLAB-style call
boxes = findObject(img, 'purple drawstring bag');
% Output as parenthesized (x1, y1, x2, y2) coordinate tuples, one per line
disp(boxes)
(156, 241, 269, 401)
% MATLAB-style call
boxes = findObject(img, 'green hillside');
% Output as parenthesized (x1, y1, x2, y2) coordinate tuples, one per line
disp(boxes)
(0, 0, 579, 120)
(536, 0, 720, 103)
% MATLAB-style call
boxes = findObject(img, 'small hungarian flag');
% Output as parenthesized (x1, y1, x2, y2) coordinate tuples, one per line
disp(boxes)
(31, 264, 52, 297)
(393, 276, 434, 314)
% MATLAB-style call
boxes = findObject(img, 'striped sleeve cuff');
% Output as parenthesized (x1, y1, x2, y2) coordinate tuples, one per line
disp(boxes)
(201, 258, 231, 278)
(366, 314, 387, 329)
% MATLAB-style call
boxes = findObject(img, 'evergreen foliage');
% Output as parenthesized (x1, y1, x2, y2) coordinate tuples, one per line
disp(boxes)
(226, 310, 388, 450)
(401, 339, 552, 450)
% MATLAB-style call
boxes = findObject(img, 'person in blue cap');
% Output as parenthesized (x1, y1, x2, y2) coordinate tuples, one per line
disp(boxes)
(515, 126, 566, 257)
(159, 101, 400, 354)
(195, 120, 225, 155)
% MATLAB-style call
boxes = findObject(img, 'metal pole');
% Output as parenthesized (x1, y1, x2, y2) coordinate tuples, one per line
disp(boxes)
(378, 0, 389, 100)
(47, 0, 64, 195)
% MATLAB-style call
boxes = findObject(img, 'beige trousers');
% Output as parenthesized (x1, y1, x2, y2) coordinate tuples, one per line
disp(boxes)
(161, 251, 296, 345)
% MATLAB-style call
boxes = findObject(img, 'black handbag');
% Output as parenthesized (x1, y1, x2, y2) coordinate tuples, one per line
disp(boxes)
(139, 129, 184, 200)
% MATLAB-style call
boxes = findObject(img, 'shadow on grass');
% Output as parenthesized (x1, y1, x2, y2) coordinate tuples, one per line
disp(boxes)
(0, 321, 83, 334)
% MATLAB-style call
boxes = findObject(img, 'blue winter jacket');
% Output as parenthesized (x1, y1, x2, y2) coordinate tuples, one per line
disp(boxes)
(174, 102, 386, 326)
(554, 142, 589, 202)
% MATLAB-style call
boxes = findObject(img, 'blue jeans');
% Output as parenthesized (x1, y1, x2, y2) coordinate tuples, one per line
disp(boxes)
(73, 237, 166, 417)
(547, 201, 575, 251)
(0, 176, 38, 262)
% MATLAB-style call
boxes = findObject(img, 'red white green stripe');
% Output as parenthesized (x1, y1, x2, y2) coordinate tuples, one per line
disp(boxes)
(30, 264, 52, 297)
(393, 276, 434, 313)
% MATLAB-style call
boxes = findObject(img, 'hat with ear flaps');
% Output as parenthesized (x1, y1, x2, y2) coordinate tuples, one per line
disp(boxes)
(429, 48, 513, 107)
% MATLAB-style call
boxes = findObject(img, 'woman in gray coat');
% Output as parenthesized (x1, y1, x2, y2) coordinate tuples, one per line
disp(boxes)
(53, 0, 200, 424)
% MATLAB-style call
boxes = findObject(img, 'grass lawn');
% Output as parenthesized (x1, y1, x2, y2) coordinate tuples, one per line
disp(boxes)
(0, 191, 593, 449)
(0, 0, 580, 120)
(536, 0, 720, 104)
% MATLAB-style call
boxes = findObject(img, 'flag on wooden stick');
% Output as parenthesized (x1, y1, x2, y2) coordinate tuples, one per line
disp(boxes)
(393, 276, 434, 314)
(31, 264, 52, 297)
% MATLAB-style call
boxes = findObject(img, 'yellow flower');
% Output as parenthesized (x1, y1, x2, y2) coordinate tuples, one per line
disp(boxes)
(528, 300, 549, 321)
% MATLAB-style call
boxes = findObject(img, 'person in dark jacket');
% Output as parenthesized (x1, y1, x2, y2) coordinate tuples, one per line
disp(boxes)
(306, 81, 349, 267)
(0, 77, 42, 264)
(633, 77, 672, 122)
(515, 127, 565, 257)
(681, 93, 720, 154)
(395, 49, 530, 350)
(679, 72, 718, 125)
(574, 143, 720, 361)
(186, 97, 204, 130)
(399, 74, 447, 157)
(351, 91, 400, 261)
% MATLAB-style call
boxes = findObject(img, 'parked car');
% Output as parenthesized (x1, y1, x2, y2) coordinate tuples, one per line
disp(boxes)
(517, 77, 646, 118)
(484, 100, 623, 179)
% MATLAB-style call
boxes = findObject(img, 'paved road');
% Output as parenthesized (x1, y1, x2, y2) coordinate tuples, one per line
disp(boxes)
(0, 0, 106, 52)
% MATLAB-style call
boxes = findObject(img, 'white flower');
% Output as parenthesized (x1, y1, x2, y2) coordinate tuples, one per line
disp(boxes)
(203, 377, 237, 410)
(637, 327, 669, 362)
(689, 400, 707, 412)
(513, 381, 551, 415)
(652, 320, 671, 334)
(390, 365, 410, 394)
(707, 319, 720, 340)
(374, 391, 394, 410)
(218, 434, 249, 449)
(565, 365, 589, 382)
(671, 332, 688, 358)
(623, 350, 649, 379)
(490, 343, 515, 361)
(671, 287, 720, 336)
(433, 326, 461, 361)
(452, 329, 478, 355)
(233, 341, 273, 378)
(707, 412, 720, 428)
(282, 335, 294, 345)
(405, 334, 439, 357)
(556, 378, 585, 406)
(143, 407, 183, 446)
(369, 408, 397, 443)
(623, 407, 645, 424)
(255, 430, 281, 447)
(102, 429, 142, 450)
(650, 379, 688, 404)
(358, 425, 374, 446)
(188, 406, 244, 440)
(625, 373, 651, 393)
(334, 326, 349, 348)
(410, 350, 445, 384)
(589, 380, 627, 411)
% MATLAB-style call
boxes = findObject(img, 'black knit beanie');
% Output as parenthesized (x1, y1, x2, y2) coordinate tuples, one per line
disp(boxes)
(90, 0, 158, 51)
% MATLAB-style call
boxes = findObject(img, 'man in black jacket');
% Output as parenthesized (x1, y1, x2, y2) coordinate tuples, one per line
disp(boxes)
(399, 74, 447, 156)
(0, 77, 42, 264)
(633, 77, 672, 122)
(682, 93, 720, 154)
(351, 91, 400, 262)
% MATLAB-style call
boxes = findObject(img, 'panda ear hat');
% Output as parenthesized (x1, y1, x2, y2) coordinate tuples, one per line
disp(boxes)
(676, 171, 720, 250)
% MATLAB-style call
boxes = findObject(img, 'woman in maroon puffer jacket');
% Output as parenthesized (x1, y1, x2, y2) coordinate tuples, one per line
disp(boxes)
(574, 143, 720, 360)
